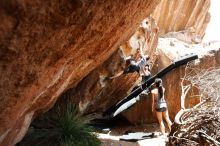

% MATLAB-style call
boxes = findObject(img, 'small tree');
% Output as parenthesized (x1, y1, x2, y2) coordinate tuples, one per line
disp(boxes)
(168, 65, 220, 146)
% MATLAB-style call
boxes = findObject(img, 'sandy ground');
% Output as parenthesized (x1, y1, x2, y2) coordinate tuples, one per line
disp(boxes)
(101, 139, 139, 146)
(98, 123, 169, 146)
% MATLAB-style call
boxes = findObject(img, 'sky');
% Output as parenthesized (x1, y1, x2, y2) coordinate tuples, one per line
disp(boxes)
(203, 0, 220, 42)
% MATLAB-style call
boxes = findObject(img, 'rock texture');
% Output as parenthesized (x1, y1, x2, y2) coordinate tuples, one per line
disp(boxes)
(152, 0, 210, 42)
(69, 17, 160, 115)
(0, 0, 215, 145)
(42, 0, 212, 125)
(0, 0, 161, 145)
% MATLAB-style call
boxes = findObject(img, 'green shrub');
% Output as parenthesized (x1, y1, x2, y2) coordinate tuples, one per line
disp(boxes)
(17, 103, 101, 146)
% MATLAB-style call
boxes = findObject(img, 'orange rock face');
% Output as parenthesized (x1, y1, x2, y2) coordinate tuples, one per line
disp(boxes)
(152, 0, 210, 41)
(72, 17, 159, 116)
(0, 0, 215, 144)
(0, 0, 161, 145)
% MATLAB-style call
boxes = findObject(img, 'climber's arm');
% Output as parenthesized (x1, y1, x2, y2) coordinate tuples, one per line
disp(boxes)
(104, 71, 124, 81)
(110, 71, 124, 79)
(138, 41, 145, 58)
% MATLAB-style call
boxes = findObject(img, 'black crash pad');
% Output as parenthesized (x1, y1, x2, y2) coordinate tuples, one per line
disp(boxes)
(119, 132, 155, 142)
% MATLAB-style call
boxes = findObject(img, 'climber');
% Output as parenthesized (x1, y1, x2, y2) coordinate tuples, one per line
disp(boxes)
(151, 78, 172, 136)
(104, 42, 150, 81)
(141, 64, 152, 83)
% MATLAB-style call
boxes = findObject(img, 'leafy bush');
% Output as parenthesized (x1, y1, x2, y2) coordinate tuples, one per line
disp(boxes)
(17, 103, 101, 146)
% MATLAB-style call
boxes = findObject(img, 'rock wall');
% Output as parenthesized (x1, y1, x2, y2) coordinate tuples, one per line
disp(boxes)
(52, 0, 212, 124)
(0, 0, 161, 145)
(70, 17, 160, 116)
(0, 0, 214, 144)
(152, 0, 210, 41)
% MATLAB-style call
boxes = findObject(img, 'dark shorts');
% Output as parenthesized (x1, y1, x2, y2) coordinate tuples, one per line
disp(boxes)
(123, 64, 140, 74)
(155, 107, 167, 112)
